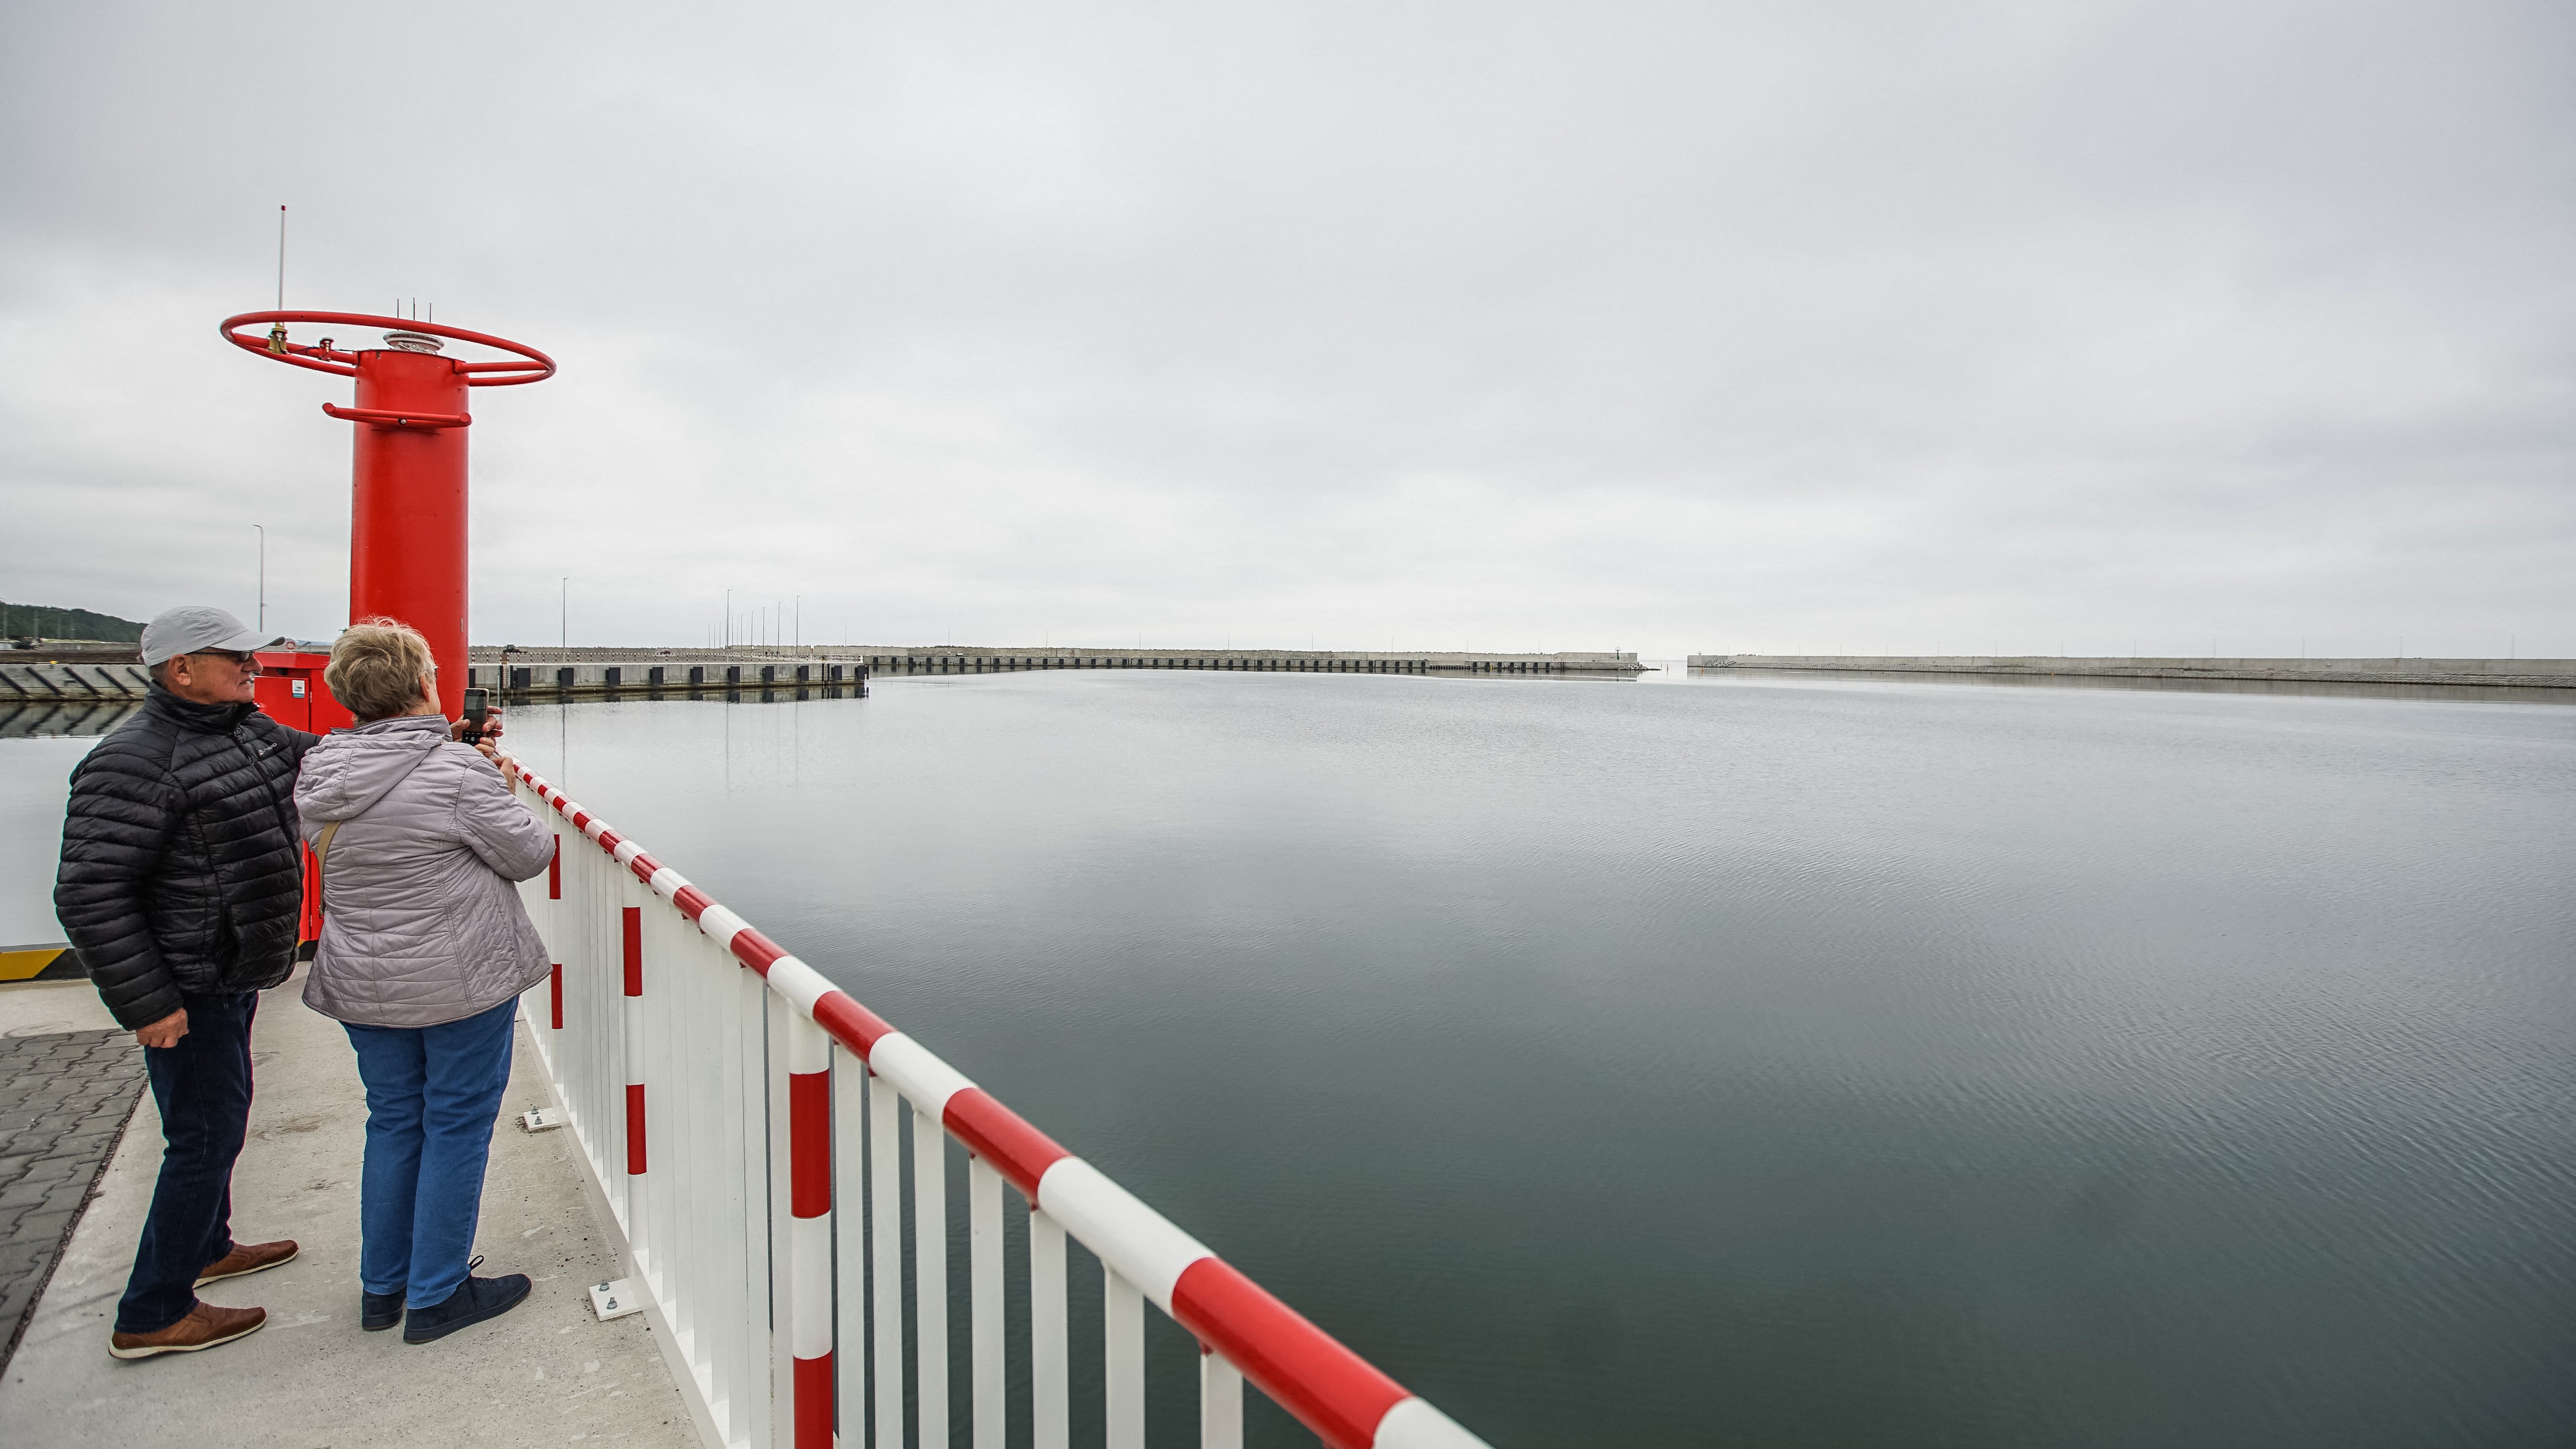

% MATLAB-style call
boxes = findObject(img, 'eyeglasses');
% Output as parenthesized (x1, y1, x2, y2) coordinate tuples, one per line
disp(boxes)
(186, 649, 260, 666)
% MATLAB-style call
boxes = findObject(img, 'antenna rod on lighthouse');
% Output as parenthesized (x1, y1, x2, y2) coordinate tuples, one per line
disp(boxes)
(267, 206, 290, 354)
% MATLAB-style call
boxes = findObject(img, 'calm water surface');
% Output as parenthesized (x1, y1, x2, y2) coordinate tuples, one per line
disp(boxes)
(9, 670, 2574, 1446)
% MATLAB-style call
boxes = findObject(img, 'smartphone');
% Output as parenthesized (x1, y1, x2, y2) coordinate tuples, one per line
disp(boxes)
(461, 687, 489, 743)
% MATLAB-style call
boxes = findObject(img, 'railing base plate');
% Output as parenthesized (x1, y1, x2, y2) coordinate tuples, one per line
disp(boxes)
(591, 1278, 645, 1322)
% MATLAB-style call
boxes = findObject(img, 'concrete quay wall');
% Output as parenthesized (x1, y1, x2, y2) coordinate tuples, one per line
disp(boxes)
(467, 645, 1645, 693)
(1, 644, 1641, 720)
(0, 661, 152, 699)
(857, 646, 1642, 676)
(0, 662, 153, 737)
(1686, 655, 2576, 689)
(476, 644, 1640, 667)
(464, 648, 871, 697)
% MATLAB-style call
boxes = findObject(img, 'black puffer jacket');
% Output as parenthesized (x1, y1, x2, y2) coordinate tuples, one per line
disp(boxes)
(54, 688, 318, 1028)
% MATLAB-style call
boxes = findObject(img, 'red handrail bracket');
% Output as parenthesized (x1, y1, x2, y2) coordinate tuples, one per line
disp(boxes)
(321, 403, 472, 430)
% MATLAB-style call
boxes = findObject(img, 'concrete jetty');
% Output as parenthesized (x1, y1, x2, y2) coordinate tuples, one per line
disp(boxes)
(5, 646, 1643, 715)
(0, 973, 697, 1447)
(852, 645, 1643, 676)
(0, 660, 154, 740)
(1687, 654, 2576, 690)
(463, 647, 872, 699)
(460, 645, 1639, 700)
(0, 661, 152, 701)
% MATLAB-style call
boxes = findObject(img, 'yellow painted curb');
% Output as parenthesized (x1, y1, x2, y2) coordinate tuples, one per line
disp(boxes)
(0, 945, 74, 982)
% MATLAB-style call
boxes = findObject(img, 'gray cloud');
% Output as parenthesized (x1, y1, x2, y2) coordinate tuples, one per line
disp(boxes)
(5, 0, 2570, 658)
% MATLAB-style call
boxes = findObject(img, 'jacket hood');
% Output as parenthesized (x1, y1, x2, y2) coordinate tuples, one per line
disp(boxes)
(295, 714, 452, 823)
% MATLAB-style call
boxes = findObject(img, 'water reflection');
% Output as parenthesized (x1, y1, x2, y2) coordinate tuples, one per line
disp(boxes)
(0, 700, 141, 740)
(492, 667, 2576, 1449)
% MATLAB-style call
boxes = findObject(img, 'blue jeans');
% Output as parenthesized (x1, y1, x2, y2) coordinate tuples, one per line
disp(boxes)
(118, 991, 258, 1333)
(343, 999, 517, 1309)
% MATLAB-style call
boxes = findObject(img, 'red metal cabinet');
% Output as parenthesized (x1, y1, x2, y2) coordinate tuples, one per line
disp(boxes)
(253, 649, 355, 735)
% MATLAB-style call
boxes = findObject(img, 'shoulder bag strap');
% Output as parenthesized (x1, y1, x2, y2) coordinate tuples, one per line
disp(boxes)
(312, 818, 345, 876)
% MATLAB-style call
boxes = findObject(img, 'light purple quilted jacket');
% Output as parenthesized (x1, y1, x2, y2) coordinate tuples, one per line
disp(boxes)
(295, 714, 553, 1028)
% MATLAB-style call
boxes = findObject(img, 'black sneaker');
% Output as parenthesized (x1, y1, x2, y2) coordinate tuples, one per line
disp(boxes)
(402, 1258, 531, 1344)
(361, 1290, 404, 1332)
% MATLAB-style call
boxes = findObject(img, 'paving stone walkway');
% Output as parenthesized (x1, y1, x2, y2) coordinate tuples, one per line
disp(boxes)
(0, 1028, 143, 1372)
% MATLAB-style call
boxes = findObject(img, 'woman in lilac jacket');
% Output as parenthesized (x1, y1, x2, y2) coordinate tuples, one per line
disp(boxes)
(296, 621, 551, 1344)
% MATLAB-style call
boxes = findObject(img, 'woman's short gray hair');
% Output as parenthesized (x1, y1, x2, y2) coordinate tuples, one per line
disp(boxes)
(324, 620, 434, 723)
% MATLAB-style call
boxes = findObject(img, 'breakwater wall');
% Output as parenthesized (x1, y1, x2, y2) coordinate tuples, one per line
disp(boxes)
(471, 644, 1644, 694)
(855, 646, 1642, 675)
(1686, 655, 2576, 689)
(0, 661, 152, 738)
(1, 644, 1642, 728)
(463, 647, 871, 698)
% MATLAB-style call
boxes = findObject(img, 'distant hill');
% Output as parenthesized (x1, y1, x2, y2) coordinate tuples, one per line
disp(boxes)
(2, 602, 146, 642)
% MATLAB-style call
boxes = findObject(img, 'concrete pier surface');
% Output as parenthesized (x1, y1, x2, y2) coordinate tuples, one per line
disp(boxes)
(1688, 654, 2576, 690)
(0, 972, 695, 1449)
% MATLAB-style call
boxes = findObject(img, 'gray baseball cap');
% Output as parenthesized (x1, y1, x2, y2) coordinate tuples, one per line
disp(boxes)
(139, 606, 281, 667)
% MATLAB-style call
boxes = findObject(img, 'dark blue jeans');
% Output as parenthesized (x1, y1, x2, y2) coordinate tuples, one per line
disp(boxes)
(117, 990, 258, 1334)
(343, 999, 516, 1309)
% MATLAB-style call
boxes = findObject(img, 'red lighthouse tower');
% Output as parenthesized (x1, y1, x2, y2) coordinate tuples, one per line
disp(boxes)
(219, 310, 556, 721)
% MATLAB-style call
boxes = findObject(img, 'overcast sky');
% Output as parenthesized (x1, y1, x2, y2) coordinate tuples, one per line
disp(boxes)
(4, 0, 2569, 659)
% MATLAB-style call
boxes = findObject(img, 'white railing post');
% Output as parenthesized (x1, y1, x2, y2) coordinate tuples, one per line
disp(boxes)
(1105, 1268, 1144, 1449)
(742, 968, 777, 1448)
(831, 1052, 867, 1449)
(969, 1156, 1005, 1449)
(651, 904, 699, 1358)
(785, 1010, 832, 1449)
(869, 1071, 903, 1449)
(716, 933, 753, 1442)
(766, 992, 795, 1448)
(629, 874, 670, 1304)
(542, 828, 563, 1053)
(580, 832, 618, 1226)
(553, 822, 591, 1167)
(914, 1104, 951, 1449)
(1030, 1208, 1068, 1449)
(621, 903, 649, 1278)
(1199, 1348, 1243, 1449)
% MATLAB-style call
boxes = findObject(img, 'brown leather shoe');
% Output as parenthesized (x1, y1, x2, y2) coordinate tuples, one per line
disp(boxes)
(109, 1301, 267, 1359)
(198, 1239, 298, 1286)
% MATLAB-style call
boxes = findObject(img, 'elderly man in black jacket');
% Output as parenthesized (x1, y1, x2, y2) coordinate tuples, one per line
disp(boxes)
(55, 606, 320, 1358)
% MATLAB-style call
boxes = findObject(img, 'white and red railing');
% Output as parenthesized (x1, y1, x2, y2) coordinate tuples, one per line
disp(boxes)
(507, 762, 1488, 1449)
